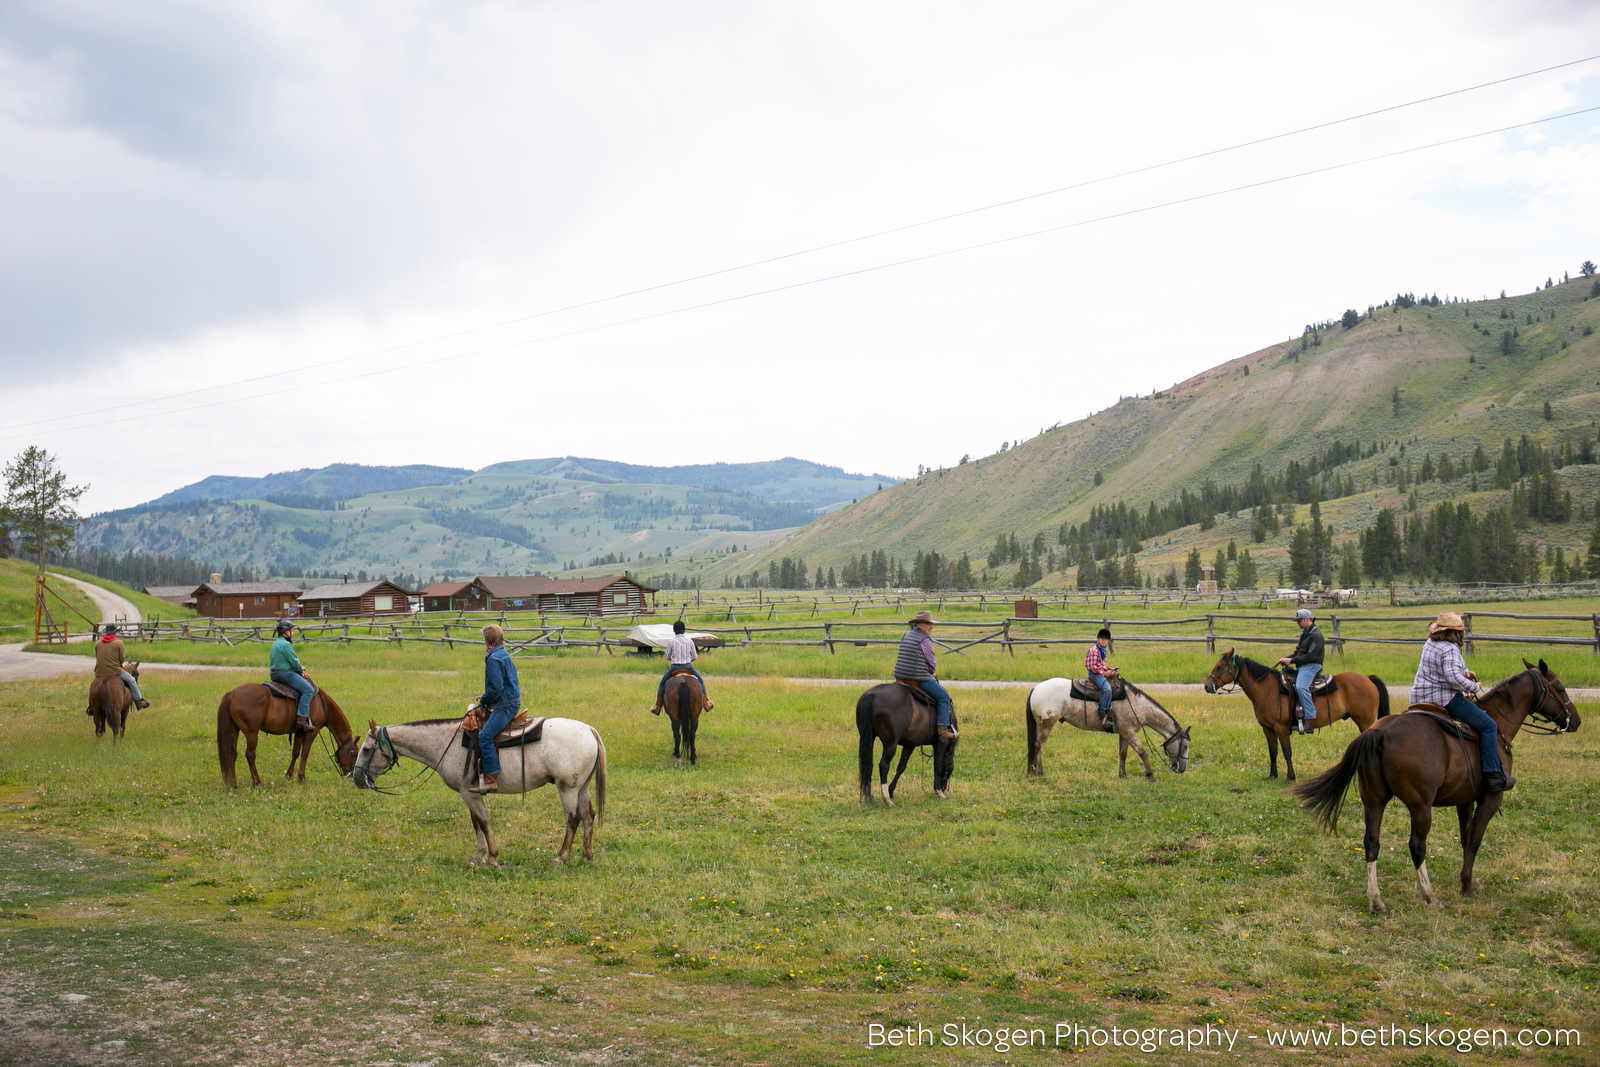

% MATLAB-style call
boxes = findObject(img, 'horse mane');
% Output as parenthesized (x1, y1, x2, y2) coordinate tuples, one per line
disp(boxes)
(319, 690, 353, 736)
(1237, 656, 1277, 683)
(1122, 682, 1181, 734)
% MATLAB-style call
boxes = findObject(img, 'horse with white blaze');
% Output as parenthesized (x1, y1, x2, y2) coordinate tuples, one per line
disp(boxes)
(351, 716, 607, 866)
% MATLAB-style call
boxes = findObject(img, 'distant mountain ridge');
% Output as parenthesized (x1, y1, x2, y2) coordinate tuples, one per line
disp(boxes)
(149, 463, 474, 506)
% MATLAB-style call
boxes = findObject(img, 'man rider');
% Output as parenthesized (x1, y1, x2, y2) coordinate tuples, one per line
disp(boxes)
(269, 620, 316, 733)
(1413, 610, 1514, 793)
(1277, 607, 1323, 734)
(1086, 627, 1116, 728)
(894, 611, 957, 741)
(94, 624, 149, 710)
(649, 619, 713, 714)
(469, 624, 521, 795)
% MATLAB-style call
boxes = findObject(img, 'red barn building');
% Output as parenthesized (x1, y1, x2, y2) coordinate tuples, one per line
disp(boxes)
(418, 581, 476, 612)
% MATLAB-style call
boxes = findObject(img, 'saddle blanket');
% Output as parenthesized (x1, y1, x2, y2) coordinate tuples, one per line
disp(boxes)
(1277, 672, 1335, 698)
(1069, 677, 1126, 703)
(461, 714, 545, 748)
(263, 678, 318, 702)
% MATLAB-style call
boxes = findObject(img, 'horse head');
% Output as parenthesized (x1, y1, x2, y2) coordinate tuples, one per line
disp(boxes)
(351, 720, 397, 789)
(128, 661, 140, 681)
(1164, 726, 1192, 773)
(1524, 659, 1581, 734)
(1203, 649, 1240, 694)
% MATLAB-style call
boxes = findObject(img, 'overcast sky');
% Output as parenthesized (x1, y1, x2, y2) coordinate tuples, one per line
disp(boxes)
(3, 0, 1599, 512)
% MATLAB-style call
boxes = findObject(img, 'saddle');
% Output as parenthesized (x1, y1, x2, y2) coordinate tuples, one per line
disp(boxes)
(1278, 671, 1335, 698)
(1405, 703, 1478, 742)
(895, 679, 936, 707)
(461, 707, 542, 744)
(666, 667, 700, 683)
(264, 678, 318, 702)
(1070, 676, 1126, 703)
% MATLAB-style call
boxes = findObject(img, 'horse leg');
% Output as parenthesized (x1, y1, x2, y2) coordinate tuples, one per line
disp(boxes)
(1030, 716, 1056, 776)
(878, 741, 896, 807)
(1280, 729, 1296, 783)
(671, 714, 683, 769)
(555, 783, 581, 865)
(1260, 724, 1278, 778)
(296, 728, 315, 782)
(287, 732, 302, 780)
(1363, 798, 1388, 913)
(461, 790, 499, 867)
(887, 744, 915, 800)
(686, 711, 698, 767)
(1460, 793, 1503, 896)
(577, 779, 596, 862)
(1121, 720, 1154, 780)
(1407, 804, 1440, 907)
(244, 730, 263, 787)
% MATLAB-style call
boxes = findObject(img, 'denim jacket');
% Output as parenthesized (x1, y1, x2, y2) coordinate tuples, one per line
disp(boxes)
(480, 645, 520, 710)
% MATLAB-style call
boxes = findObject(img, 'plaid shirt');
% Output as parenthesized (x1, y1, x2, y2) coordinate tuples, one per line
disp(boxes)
(1412, 638, 1475, 706)
(1085, 642, 1114, 677)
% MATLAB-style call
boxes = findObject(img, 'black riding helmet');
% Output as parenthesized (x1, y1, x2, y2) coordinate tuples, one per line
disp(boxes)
(274, 619, 294, 636)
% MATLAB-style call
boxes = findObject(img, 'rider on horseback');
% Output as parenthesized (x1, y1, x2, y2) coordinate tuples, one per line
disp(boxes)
(469, 624, 521, 795)
(649, 620, 713, 714)
(95, 624, 149, 710)
(270, 620, 315, 733)
(1086, 627, 1117, 729)
(1413, 610, 1514, 794)
(1278, 607, 1323, 734)
(894, 611, 957, 740)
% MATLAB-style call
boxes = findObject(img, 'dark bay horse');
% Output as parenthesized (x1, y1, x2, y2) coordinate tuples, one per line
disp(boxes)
(217, 682, 358, 787)
(662, 669, 705, 768)
(856, 682, 957, 806)
(1204, 649, 1388, 782)
(1294, 660, 1580, 913)
(86, 662, 139, 740)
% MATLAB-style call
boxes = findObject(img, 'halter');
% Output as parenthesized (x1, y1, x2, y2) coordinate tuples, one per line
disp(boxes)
(1517, 667, 1576, 736)
(1205, 651, 1244, 695)
(352, 723, 460, 796)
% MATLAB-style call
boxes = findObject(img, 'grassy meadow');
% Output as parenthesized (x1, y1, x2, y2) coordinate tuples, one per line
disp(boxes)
(0, 638, 1596, 1065)
(0, 557, 100, 636)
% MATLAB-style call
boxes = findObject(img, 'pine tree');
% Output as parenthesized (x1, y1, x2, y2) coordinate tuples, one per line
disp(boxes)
(1212, 548, 1228, 588)
(1287, 526, 1315, 586)
(1184, 548, 1203, 588)
(1337, 543, 1361, 587)
(1588, 517, 1600, 581)
(1233, 549, 1258, 589)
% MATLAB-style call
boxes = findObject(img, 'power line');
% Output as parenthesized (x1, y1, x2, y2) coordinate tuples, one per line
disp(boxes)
(11, 102, 1595, 444)
(5, 53, 1597, 436)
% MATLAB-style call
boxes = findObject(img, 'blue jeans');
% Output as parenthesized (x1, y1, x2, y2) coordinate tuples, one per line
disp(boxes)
(118, 670, 144, 703)
(1295, 663, 1322, 721)
(1093, 674, 1113, 712)
(271, 670, 314, 720)
(916, 678, 953, 728)
(479, 705, 517, 777)
(658, 663, 707, 700)
(1445, 693, 1502, 775)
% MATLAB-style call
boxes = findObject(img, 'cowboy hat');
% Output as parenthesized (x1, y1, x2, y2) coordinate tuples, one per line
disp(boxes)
(1428, 610, 1466, 636)
(908, 610, 939, 626)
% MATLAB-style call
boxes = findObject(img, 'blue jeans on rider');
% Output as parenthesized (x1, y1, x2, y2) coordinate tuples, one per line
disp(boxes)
(917, 678, 953, 728)
(658, 663, 707, 700)
(1295, 663, 1322, 722)
(119, 669, 144, 703)
(1444, 693, 1502, 775)
(1093, 674, 1113, 712)
(479, 705, 518, 777)
(270, 670, 314, 720)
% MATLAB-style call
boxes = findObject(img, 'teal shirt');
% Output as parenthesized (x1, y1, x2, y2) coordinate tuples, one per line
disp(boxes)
(270, 635, 304, 674)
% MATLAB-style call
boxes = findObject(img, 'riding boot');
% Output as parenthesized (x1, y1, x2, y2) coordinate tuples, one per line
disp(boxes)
(703, 698, 715, 712)
(648, 702, 661, 715)
(469, 773, 499, 794)
(937, 725, 959, 741)
(135, 699, 150, 710)
(296, 716, 312, 733)
(1482, 770, 1516, 793)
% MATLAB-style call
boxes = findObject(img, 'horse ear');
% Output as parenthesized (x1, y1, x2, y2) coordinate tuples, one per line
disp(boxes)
(1522, 658, 1535, 670)
(1537, 658, 1549, 673)
(368, 718, 378, 732)
(1184, 726, 1193, 738)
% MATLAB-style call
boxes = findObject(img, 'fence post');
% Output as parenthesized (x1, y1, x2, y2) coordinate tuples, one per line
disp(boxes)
(1463, 612, 1474, 656)
(1003, 618, 1013, 656)
(825, 621, 834, 654)
(1592, 613, 1598, 657)
(597, 627, 605, 655)
(1330, 614, 1342, 657)
(1206, 614, 1214, 654)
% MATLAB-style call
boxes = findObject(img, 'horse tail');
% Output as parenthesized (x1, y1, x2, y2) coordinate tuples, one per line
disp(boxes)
(856, 690, 876, 801)
(679, 679, 692, 721)
(1292, 727, 1384, 830)
(1368, 675, 1390, 719)
(1024, 686, 1038, 773)
(216, 694, 238, 781)
(588, 726, 606, 821)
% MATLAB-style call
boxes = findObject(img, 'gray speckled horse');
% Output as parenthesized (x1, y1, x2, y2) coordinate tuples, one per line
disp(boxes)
(1025, 677, 1191, 780)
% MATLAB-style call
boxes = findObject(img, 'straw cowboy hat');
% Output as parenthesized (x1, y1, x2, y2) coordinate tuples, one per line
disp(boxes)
(909, 611, 939, 626)
(1428, 610, 1466, 636)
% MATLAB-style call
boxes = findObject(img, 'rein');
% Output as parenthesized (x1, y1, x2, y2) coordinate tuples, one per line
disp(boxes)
(1206, 652, 1244, 695)
(1514, 667, 1574, 736)
(355, 724, 461, 797)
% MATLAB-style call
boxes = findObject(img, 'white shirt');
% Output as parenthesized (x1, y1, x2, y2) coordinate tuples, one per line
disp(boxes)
(665, 633, 698, 665)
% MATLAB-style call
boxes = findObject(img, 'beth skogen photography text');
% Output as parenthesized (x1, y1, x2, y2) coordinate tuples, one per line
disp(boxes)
(1, 2, 1597, 1064)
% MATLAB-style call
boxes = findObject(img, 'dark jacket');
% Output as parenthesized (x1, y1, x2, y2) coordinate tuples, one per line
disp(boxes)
(480, 645, 521, 710)
(93, 635, 127, 680)
(1289, 624, 1325, 666)
(893, 628, 936, 681)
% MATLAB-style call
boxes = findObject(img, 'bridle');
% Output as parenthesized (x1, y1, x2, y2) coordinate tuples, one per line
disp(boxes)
(352, 723, 462, 796)
(1205, 652, 1243, 695)
(1517, 667, 1576, 736)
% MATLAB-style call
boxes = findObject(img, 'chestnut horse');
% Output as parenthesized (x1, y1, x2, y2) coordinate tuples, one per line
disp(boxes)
(216, 682, 358, 787)
(1294, 660, 1580, 913)
(1203, 649, 1388, 782)
(86, 662, 140, 740)
(856, 682, 957, 805)
(662, 669, 705, 768)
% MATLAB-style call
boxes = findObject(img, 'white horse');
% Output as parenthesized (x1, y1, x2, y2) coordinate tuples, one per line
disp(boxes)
(351, 716, 607, 866)
(1025, 677, 1191, 780)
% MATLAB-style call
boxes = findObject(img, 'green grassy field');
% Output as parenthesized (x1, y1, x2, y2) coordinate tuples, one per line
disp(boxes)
(0, 557, 100, 636)
(0, 647, 1595, 1065)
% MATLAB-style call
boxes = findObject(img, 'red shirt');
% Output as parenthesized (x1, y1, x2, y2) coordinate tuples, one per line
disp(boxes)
(1086, 642, 1113, 677)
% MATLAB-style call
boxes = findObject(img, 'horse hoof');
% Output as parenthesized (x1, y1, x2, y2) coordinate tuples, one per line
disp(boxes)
(1145, 773, 1155, 781)
(1369, 900, 1386, 914)
(674, 758, 682, 769)
(933, 790, 947, 800)
(1463, 878, 1482, 896)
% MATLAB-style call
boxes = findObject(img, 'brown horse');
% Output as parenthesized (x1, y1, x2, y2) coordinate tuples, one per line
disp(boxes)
(1294, 660, 1580, 913)
(1203, 649, 1388, 782)
(216, 682, 358, 787)
(662, 669, 705, 768)
(86, 663, 139, 740)
(856, 682, 957, 805)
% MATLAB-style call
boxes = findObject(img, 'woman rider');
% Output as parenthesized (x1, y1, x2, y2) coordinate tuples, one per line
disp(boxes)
(469, 624, 520, 794)
(269, 620, 316, 733)
(1412, 610, 1515, 794)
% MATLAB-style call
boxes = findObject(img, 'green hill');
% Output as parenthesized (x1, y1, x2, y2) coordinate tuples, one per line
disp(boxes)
(664, 274, 1600, 590)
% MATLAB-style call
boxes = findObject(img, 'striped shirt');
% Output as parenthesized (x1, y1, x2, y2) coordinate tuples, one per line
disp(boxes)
(665, 633, 698, 665)
(1412, 638, 1475, 706)
(1086, 642, 1114, 677)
